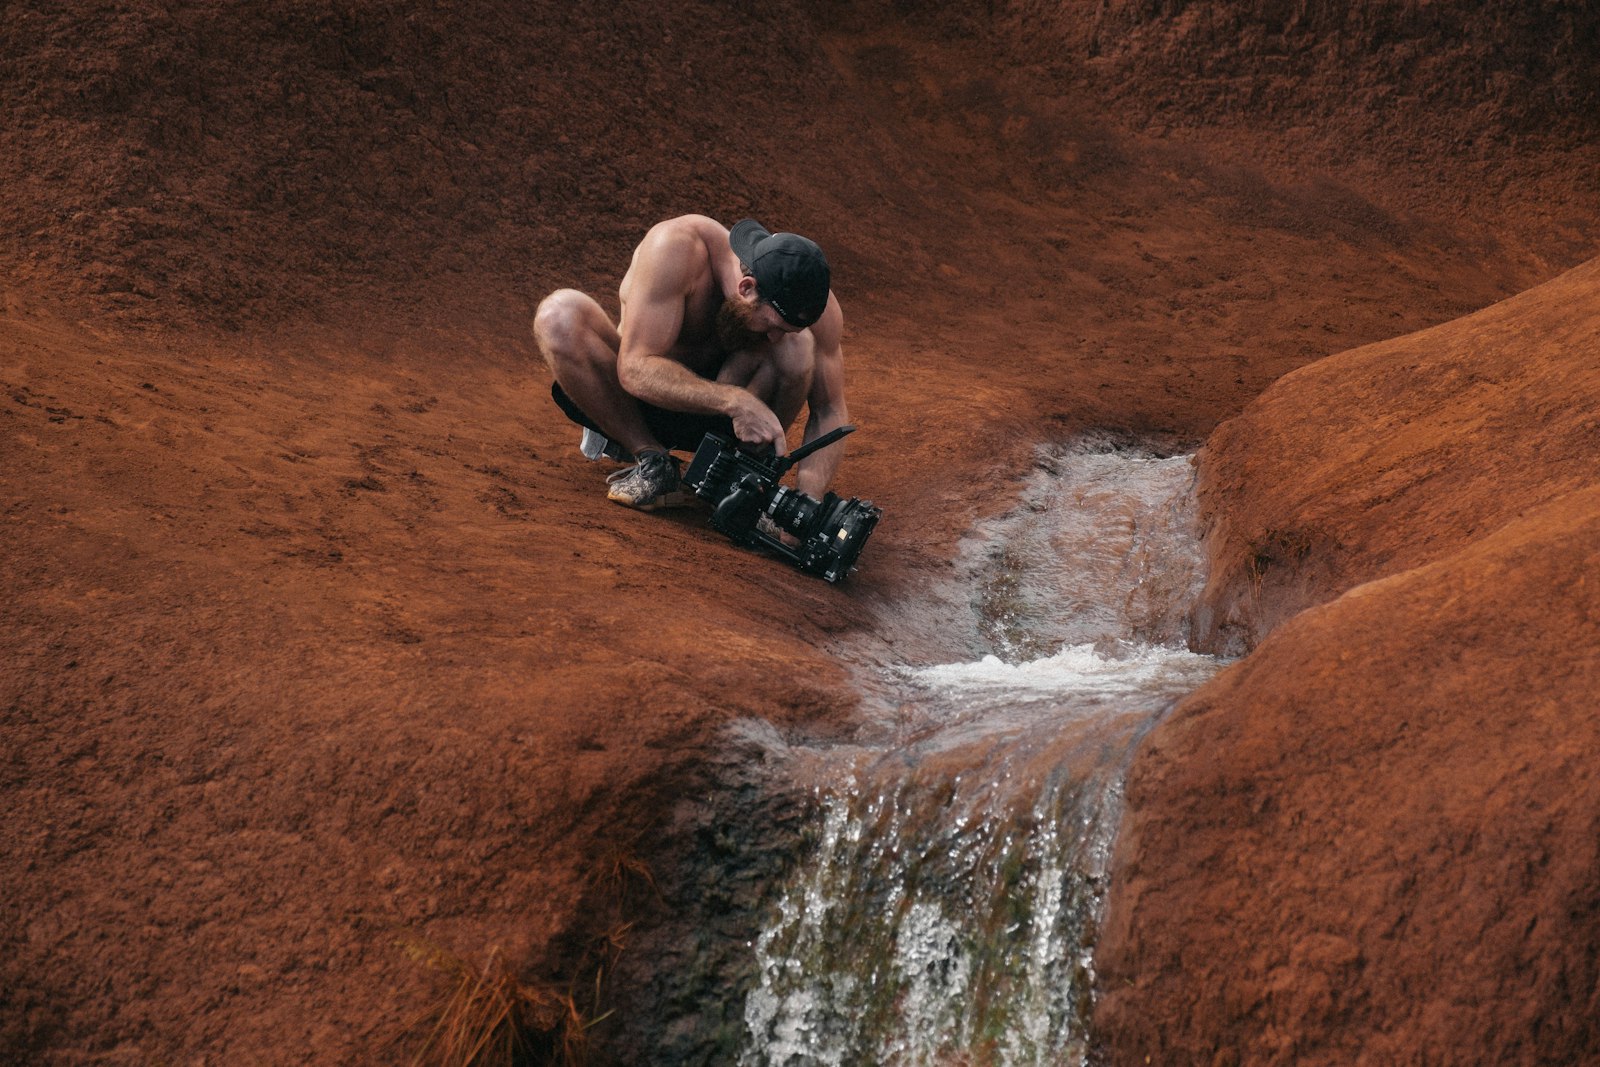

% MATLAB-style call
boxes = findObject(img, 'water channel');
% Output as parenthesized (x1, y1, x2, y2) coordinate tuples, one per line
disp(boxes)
(737, 441, 1227, 1066)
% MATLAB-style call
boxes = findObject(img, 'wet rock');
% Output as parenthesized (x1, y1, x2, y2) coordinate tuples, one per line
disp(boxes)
(587, 720, 816, 1064)
(1097, 256, 1600, 1063)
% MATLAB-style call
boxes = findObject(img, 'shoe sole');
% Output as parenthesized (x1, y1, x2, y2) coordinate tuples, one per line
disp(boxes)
(608, 488, 690, 511)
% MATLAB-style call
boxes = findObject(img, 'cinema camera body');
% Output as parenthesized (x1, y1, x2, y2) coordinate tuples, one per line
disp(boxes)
(682, 424, 881, 583)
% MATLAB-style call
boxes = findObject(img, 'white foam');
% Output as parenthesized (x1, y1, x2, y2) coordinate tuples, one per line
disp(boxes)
(910, 642, 1217, 697)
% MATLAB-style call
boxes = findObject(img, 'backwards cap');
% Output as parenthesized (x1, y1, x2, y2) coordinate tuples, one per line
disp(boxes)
(729, 219, 831, 328)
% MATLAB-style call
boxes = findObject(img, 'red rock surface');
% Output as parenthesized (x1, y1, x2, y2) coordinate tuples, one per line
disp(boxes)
(1192, 256, 1600, 652)
(2, 1, 1597, 1062)
(1095, 257, 1600, 1062)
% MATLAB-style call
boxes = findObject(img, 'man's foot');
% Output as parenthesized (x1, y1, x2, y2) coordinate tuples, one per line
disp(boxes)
(606, 450, 688, 510)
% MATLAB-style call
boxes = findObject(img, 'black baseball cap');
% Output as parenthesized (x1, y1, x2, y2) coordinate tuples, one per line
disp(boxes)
(729, 219, 831, 328)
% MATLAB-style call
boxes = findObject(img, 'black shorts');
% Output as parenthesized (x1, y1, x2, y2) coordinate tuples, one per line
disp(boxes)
(550, 382, 735, 453)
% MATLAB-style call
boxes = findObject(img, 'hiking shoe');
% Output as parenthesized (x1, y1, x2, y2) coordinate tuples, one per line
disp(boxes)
(580, 427, 632, 463)
(606, 450, 688, 510)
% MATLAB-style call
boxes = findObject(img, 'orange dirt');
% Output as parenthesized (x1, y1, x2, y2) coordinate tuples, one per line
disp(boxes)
(3, 1, 1597, 1062)
(1096, 256, 1600, 1064)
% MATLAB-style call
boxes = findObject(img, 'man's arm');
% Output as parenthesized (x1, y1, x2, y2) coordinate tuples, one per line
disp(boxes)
(795, 296, 849, 499)
(616, 227, 786, 447)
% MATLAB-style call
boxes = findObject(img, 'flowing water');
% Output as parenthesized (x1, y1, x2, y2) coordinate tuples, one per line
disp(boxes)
(737, 443, 1227, 1066)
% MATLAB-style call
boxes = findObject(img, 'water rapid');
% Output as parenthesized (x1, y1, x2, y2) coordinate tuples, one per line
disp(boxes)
(738, 444, 1227, 1066)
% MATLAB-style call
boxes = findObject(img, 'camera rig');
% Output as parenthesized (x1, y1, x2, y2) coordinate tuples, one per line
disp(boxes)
(682, 425, 882, 583)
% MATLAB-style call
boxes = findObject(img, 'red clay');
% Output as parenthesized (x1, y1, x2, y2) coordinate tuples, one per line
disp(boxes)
(3, 2, 1597, 1062)
(1097, 257, 1600, 1064)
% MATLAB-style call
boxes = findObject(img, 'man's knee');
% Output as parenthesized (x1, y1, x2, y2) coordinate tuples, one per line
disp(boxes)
(533, 289, 607, 371)
(532, 289, 582, 357)
(773, 337, 816, 393)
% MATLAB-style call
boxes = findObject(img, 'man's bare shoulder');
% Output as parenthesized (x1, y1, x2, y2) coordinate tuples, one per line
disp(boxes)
(624, 216, 724, 296)
(635, 215, 726, 263)
(811, 292, 845, 350)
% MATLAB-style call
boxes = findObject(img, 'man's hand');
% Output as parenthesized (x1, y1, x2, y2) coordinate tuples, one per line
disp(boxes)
(728, 391, 787, 450)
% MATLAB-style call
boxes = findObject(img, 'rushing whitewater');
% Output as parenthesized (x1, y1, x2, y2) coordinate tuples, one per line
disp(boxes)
(739, 443, 1227, 1066)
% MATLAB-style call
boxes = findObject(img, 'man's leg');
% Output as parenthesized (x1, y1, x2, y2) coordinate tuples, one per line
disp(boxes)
(533, 289, 686, 510)
(717, 334, 815, 437)
(533, 289, 666, 458)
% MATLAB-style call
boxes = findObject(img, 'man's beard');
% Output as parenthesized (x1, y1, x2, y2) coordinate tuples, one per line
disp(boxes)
(715, 299, 764, 352)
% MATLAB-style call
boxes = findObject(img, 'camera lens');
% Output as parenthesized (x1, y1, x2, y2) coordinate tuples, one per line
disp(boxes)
(766, 486, 819, 537)
(762, 483, 882, 582)
(814, 497, 880, 578)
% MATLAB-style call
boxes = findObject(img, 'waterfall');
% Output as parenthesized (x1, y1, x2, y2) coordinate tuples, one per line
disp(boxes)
(739, 443, 1227, 1066)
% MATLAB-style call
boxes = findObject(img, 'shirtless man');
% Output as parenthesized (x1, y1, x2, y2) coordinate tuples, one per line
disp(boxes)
(533, 215, 848, 510)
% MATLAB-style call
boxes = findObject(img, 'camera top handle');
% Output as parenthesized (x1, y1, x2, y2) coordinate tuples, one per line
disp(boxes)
(771, 424, 857, 480)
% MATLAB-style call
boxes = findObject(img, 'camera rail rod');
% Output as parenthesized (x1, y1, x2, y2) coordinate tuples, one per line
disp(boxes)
(773, 424, 857, 479)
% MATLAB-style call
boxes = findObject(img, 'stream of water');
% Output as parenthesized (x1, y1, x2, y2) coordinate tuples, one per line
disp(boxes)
(737, 443, 1227, 1066)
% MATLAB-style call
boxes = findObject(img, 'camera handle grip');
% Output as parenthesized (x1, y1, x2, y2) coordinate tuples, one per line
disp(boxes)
(772, 424, 857, 480)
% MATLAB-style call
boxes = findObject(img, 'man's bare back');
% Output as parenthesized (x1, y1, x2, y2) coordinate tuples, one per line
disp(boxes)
(534, 214, 850, 508)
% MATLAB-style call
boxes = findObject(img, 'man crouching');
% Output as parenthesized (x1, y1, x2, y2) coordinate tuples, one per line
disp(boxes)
(534, 215, 849, 509)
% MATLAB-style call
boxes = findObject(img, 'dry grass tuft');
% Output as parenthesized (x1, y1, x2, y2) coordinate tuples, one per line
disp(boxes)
(393, 939, 606, 1067)
(389, 845, 657, 1063)
(588, 842, 662, 909)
